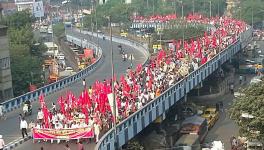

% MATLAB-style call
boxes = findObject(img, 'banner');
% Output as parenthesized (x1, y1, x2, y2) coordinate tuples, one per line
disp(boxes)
(33, 127, 94, 140)
(33, 1, 44, 18)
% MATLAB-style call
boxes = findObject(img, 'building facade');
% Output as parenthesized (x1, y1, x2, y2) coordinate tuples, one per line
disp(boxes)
(0, 25, 13, 102)
(14, 0, 35, 12)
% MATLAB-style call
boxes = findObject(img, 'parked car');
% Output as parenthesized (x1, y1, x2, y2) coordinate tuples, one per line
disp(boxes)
(57, 53, 65, 60)
(201, 107, 219, 129)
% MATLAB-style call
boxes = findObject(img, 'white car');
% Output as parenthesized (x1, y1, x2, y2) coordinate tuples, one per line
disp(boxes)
(57, 53, 65, 60)
(65, 67, 73, 72)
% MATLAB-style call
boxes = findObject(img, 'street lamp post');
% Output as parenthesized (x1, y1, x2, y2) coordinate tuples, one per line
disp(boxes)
(181, 1, 183, 19)
(251, 6, 254, 28)
(217, 0, 220, 16)
(192, 0, 194, 14)
(94, 0, 99, 56)
(209, 0, 212, 18)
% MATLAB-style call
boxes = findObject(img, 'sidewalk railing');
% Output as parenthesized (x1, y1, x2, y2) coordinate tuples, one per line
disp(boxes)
(0, 35, 103, 112)
(95, 27, 253, 150)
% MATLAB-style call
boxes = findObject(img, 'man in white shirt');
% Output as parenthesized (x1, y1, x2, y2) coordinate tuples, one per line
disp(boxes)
(0, 104, 4, 118)
(0, 135, 5, 150)
(37, 108, 44, 123)
(20, 117, 28, 138)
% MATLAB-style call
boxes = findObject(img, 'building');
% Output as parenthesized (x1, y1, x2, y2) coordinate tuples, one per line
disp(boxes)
(0, 2, 17, 16)
(226, 0, 240, 17)
(99, 0, 109, 5)
(0, 25, 13, 102)
(14, 0, 35, 12)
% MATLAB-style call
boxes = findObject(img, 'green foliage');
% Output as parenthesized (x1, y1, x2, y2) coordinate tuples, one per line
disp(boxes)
(126, 140, 144, 150)
(53, 23, 65, 37)
(7, 10, 33, 28)
(84, 0, 225, 29)
(229, 81, 264, 141)
(233, 0, 264, 25)
(6, 11, 45, 96)
(153, 24, 205, 42)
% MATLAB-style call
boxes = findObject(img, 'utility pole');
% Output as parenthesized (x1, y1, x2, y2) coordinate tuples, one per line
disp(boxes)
(217, 0, 220, 16)
(152, 0, 155, 15)
(174, 0, 176, 17)
(108, 15, 117, 150)
(209, 0, 212, 18)
(94, 0, 99, 56)
(181, 1, 183, 19)
(251, 5, 254, 28)
(192, 0, 194, 14)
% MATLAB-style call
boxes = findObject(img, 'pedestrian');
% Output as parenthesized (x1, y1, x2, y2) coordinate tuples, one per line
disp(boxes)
(18, 113, 23, 122)
(239, 75, 243, 84)
(82, 79, 86, 89)
(0, 104, 5, 120)
(0, 135, 5, 150)
(219, 101, 224, 112)
(40, 147, 44, 150)
(20, 117, 28, 138)
(65, 144, 71, 150)
(78, 141, 84, 150)
(230, 83, 234, 94)
(51, 102, 56, 113)
(94, 122, 100, 143)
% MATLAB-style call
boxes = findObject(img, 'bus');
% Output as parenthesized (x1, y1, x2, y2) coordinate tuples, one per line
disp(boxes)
(44, 42, 59, 56)
(180, 115, 208, 143)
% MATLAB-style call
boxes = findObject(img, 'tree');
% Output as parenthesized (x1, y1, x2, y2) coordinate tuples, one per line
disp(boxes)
(53, 23, 65, 37)
(7, 10, 33, 28)
(6, 11, 45, 96)
(229, 81, 264, 141)
(233, 0, 264, 26)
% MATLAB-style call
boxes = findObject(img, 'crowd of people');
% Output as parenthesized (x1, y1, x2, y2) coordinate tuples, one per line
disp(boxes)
(32, 14, 248, 143)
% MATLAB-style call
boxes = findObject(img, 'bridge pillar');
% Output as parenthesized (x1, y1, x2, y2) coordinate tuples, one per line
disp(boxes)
(184, 95, 187, 103)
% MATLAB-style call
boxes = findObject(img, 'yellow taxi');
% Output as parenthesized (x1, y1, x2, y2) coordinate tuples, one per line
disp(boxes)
(201, 107, 219, 129)
(120, 32, 128, 37)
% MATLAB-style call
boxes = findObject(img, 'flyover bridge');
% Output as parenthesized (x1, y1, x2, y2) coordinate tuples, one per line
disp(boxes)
(0, 25, 252, 150)
(95, 27, 253, 150)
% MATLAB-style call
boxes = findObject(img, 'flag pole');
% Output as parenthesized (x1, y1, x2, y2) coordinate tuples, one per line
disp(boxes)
(109, 15, 118, 149)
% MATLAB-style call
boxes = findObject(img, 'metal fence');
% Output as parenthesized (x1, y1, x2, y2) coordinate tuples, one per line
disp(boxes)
(0, 30, 151, 114)
(95, 27, 253, 150)
(0, 36, 102, 112)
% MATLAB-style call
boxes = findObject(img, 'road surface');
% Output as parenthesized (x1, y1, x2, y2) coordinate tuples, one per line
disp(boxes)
(0, 29, 147, 149)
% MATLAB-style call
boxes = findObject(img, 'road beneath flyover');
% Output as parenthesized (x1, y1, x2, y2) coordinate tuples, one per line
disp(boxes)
(0, 29, 147, 149)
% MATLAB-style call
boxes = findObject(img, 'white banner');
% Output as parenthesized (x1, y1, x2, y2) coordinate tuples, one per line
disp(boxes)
(33, 1, 44, 18)
(107, 93, 119, 118)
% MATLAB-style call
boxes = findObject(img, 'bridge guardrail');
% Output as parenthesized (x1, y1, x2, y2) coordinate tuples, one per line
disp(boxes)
(0, 35, 103, 112)
(95, 27, 253, 150)
(1, 30, 150, 114)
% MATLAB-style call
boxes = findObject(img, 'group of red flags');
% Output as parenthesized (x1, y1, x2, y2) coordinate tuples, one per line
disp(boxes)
(37, 15, 247, 128)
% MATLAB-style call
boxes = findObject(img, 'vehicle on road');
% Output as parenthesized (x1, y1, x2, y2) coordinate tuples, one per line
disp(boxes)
(201, 107, 219, 129)
(65, 66, 73, 72)
(246, 139, 263, 150)
(40, 25, 48, 33)
(57, 53, 65, 60)
(22, 100, 32, 116)
(180, 115, 208, 143)
(174, 134, 201, 150)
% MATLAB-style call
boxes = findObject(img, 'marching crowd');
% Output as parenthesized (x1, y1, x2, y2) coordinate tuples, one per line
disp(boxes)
(30, 14, 248, 144)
